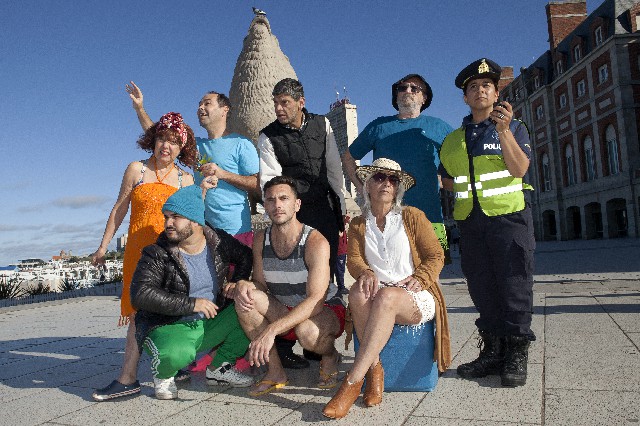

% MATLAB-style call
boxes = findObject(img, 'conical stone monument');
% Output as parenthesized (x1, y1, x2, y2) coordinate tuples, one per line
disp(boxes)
(227, 12, 298, 143)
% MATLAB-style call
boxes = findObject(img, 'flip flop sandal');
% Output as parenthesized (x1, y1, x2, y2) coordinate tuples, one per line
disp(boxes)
(248, 379, 289, 397)
(318, 353, 342, 389)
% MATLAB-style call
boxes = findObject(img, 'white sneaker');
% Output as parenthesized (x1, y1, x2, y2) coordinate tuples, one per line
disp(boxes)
(206, 362, 254, 387)
(153, 376, 177, 400)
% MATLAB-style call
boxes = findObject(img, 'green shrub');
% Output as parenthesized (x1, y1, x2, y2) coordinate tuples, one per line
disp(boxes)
(59, 278, 80, 292)
(0, 276, 24, 299)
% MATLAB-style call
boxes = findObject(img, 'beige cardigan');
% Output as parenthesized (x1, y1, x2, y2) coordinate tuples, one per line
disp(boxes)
(346, 206, 452, 373)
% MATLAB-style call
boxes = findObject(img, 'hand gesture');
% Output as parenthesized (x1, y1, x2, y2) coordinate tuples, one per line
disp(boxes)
(490, 101, 513, 133)
(91, 248, 107, 267)
(193, 298, 218, 319)
(248, 329, 276, 367)
(199, 162, 226, 180)
(222, 282, 236, 299)
(397, 275, 422, 293)
(200, 176, 218, 190)
(234, 280, 255, 312)
(356, 269, 379, 300)
(125, 81, 144, 112)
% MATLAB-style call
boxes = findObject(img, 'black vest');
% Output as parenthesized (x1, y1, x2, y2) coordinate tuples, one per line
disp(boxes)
(261, 111, 330, 204)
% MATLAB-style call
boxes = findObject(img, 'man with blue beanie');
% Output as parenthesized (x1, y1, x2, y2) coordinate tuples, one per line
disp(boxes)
(131, 185, 254, 400)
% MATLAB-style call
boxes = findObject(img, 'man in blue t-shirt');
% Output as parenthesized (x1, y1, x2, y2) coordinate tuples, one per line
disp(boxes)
(125, 82, 259, 242)
(341, 74, 453, 254)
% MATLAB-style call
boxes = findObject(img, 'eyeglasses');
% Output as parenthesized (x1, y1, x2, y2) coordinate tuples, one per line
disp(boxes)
(371, 172, 400, 186)
(396, 84, 423, 94)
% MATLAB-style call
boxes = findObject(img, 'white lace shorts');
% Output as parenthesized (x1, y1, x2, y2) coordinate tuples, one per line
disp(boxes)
(379, 283, 435, 324)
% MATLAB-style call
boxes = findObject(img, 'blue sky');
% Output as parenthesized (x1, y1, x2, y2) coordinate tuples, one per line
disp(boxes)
(0, 0, 601, 265)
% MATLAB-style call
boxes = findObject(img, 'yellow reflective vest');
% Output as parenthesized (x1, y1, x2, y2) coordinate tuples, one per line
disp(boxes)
(440, 125, 532, 220)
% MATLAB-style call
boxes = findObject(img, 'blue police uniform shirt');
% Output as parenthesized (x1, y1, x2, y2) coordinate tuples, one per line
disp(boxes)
(349, 115, 453, 223)
(439, 115, 532, 201)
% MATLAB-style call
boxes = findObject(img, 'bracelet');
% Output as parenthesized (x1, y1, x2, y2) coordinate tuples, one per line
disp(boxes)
(498, 129, 511, 135)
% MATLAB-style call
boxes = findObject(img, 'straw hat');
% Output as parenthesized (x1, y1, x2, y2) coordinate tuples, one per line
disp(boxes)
(355, 158, 416, 191)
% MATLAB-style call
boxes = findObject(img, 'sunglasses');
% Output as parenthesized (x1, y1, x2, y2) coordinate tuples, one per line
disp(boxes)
(371, 172, 400, 186)
(396, 84, 423, 94)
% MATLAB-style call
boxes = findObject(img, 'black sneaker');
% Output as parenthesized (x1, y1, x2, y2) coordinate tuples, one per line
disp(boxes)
(92, 380, 141, 401)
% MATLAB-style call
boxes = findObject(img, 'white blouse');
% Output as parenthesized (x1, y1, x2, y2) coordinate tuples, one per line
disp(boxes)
(364, 210, 414, 283)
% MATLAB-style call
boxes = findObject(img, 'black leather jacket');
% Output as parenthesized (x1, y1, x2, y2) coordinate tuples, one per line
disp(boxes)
(131, 225, 252, 348)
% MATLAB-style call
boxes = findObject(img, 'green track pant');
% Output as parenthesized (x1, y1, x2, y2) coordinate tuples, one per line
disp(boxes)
(143, 305, 249, 379)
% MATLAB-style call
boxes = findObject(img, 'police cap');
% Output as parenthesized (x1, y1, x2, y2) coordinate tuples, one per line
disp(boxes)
(392, 74, 433, 111)
(455, 58, 502, 90)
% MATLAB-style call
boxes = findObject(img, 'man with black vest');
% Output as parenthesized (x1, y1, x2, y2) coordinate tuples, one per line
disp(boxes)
(258, 78, 346, 265)
(258, 78, 346, 367)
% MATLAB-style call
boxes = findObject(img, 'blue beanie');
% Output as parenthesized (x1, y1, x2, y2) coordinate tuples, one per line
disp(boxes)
(162, 185, 205, 226)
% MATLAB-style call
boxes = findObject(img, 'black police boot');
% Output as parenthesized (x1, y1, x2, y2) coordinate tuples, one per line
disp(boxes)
(501, 335, 530, 387)
(457, 330, 504, 379)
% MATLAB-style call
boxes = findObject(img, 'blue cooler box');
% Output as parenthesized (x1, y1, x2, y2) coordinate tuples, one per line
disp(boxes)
(354, 320, 439, 391)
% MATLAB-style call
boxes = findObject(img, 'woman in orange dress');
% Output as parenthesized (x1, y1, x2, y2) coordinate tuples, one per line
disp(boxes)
(91, 112, 198, 401)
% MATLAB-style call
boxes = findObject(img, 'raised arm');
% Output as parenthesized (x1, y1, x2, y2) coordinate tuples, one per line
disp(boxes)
(125, 81, 154, 131)
(493, 102, 530, 178)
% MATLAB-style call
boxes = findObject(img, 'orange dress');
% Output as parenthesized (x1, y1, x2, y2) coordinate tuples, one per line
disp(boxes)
(120, 181, 179, 325)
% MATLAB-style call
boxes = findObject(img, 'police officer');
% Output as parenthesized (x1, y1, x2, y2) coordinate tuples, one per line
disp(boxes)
(439, 58, 535, 387)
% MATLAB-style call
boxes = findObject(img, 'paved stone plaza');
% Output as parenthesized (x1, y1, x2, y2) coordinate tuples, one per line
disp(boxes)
(1, 239, 639, 425)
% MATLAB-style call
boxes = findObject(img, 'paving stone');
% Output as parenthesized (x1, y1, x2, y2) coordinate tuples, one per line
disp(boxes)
(545, 389, 640, 425)
(412, 364, 543, 424)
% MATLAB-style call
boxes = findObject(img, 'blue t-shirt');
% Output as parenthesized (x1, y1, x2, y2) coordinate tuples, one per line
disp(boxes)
(180, 244, 217, 321)
(195, 134, 259, 235)
(349, 115, 453, 223)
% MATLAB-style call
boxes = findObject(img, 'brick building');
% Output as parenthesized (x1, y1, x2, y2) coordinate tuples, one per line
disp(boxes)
(500, 0, 640, 240)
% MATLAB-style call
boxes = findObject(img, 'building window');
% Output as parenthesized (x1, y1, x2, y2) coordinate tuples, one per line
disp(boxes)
(565, 145, 576, 185)
(536, 105, 544, 120)
(542, 153, 552, 191)
(606, 125, 619, 174)
(598, 64, 609, 84)
(577, 80, 586, 97)
(559, 93, 567, 108)
(574, 45, 582, 62)
(534, 76, 540, 89)
(556, 60, 564, 76)
(584, 136, 596, 181)
(595, 26, 603, 46)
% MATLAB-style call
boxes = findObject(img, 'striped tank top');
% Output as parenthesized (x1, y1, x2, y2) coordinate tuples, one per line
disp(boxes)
(263, 224, 341, 307)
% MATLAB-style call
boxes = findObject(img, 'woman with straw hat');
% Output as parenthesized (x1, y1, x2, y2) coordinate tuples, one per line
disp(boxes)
(323, 158, 451, 419)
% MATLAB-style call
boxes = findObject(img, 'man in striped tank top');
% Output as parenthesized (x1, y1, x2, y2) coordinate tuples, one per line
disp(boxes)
(234, 176, 346, 397)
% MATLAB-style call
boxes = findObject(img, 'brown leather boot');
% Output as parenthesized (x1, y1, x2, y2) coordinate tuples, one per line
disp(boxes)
(363, 362, 384, 407)
(322, 375, 364, 419)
